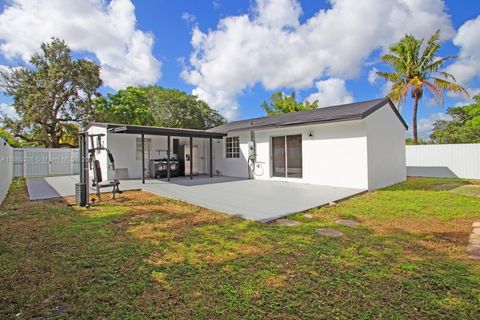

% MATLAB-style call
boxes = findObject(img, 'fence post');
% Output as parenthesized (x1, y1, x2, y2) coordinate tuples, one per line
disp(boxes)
(71, 150, 74, 175)
(48, 149, 51, 176)
(22, 149, 27, 177)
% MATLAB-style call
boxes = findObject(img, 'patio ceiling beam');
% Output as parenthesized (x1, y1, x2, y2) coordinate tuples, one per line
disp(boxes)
(107, 124, 226, 139)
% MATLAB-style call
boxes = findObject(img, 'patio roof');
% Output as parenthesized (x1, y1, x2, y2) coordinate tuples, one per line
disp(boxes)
(87, 122, 227, 139)
(85, 122, 223, 183)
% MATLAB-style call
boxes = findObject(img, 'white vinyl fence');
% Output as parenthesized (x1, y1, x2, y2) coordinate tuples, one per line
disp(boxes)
(0, 138, 14, 205)
(13, 148, 79, 177)
(406, 144, 480, 179)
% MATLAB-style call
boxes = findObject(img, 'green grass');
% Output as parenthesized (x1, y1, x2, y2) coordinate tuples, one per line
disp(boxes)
(1, 177, 479, 319)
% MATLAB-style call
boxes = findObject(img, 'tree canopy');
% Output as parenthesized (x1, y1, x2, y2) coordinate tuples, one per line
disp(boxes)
(0, 128, 22, 147)
(377, 30, 468, 144)
(430, 96, 480, 144)
(94, 86, 226, 130)
(405, 137, 428, 145)
(0, 38, 102, 147)
(261, 92, 318, 116)
(94, 87, 154, 126)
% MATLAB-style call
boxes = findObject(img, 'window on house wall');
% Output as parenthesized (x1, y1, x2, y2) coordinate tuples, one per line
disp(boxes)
(225, 136, 240, 158)
(136, 138, 151, 160)
(173, 138, 179, 155)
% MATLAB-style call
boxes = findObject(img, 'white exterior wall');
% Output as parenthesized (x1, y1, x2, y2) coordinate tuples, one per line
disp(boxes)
(406, 144, 480, 179)
(0, 138, 14, 205)
(255, 121, 369, 189)
(365, 106, 407, 190)
(197, 138, 209, 175)
(215, 121, 370, 189)
(107, 133, 140, 179)
(214, 132, 250, 178)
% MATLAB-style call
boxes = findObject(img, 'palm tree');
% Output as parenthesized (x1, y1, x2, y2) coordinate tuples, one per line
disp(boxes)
(377, 30, 468, 144)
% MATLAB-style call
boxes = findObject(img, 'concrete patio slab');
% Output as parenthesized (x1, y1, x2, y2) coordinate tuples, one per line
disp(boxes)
(26, 175, 364, 222)
(26, 175, 140, 200)
(26, 178, 62, 200)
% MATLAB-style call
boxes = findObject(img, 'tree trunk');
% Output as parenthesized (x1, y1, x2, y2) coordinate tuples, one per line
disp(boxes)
(412, 94, 420, 144)
(41, 124, 51, 148)
(48, 123, 60, 148)
(50, 130, 61, 148)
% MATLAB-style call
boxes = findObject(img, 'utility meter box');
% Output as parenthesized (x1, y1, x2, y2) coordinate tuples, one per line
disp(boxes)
(248, 141, 255, 156)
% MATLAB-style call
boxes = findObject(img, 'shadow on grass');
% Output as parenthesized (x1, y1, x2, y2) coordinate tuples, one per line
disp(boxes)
(386, 177, 473, 191)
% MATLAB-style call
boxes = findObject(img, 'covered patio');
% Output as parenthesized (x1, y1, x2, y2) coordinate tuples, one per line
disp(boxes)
(106, 123, 227, 182)
(26, 175, 364, 222)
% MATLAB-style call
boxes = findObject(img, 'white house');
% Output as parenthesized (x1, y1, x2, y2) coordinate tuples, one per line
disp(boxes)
(86, 97, 407, 191)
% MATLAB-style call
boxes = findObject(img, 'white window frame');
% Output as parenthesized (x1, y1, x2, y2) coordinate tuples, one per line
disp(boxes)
(136, 137, 152, 160)
(225, 136, 240, 159)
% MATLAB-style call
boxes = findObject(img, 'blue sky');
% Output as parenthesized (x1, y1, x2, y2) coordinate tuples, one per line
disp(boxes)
(0, 0, 479, 138)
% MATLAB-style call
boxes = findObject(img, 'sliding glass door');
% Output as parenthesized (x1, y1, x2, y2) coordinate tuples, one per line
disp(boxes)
(272, 135, 302, 178)
(286, 135, 302, 178)
(272, 136, 286, 177)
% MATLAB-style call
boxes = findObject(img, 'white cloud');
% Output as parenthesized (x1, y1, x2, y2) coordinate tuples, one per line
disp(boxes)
(254, 0, 302, 29)
(0, 65, 14, 74)
(182, 0, 454, 119)
(449, 87, 480, 107)
(0, 102, 18, 119)
(182, 12, 197, 25)
(467, 87, 480, 98)
(408, 112, 452, 139)
(192, 87, 239, 120)
(0, 64, 23, 87)
(445, 15, 480, 86)
(0, 0, 161, 90)
(306, 78, 354, 107)
(381, 81, 393, 98)
(368, 67, 379, 84)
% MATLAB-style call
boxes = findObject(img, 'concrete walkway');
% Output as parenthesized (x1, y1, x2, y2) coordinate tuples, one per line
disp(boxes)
(26, 175, 364, 222)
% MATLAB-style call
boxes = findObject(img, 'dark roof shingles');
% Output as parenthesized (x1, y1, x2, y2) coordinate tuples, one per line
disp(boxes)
(208, 97, 407, 133)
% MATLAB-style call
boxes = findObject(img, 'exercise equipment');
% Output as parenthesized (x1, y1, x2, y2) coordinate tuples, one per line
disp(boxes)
(77, 131, 121, 207)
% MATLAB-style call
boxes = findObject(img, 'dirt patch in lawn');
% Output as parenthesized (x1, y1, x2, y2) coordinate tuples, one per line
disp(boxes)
(429, 182, 468, 190)
(449, 185, 480, 197)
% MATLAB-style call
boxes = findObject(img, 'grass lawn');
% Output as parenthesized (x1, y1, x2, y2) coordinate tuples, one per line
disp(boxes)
(1, 177, 479, 319)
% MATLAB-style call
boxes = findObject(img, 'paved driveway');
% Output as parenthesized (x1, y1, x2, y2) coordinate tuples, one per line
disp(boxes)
(26, 175, 364, 222)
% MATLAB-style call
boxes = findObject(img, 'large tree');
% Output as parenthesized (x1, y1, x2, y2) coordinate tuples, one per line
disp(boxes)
(261, 92, 318, 116)
(377, 30, 468, 144)
(95, 86, 226, 130)
(430, 95, 480, 144)
(94, 87, 155, 126)
(0, 38, 102, 147)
